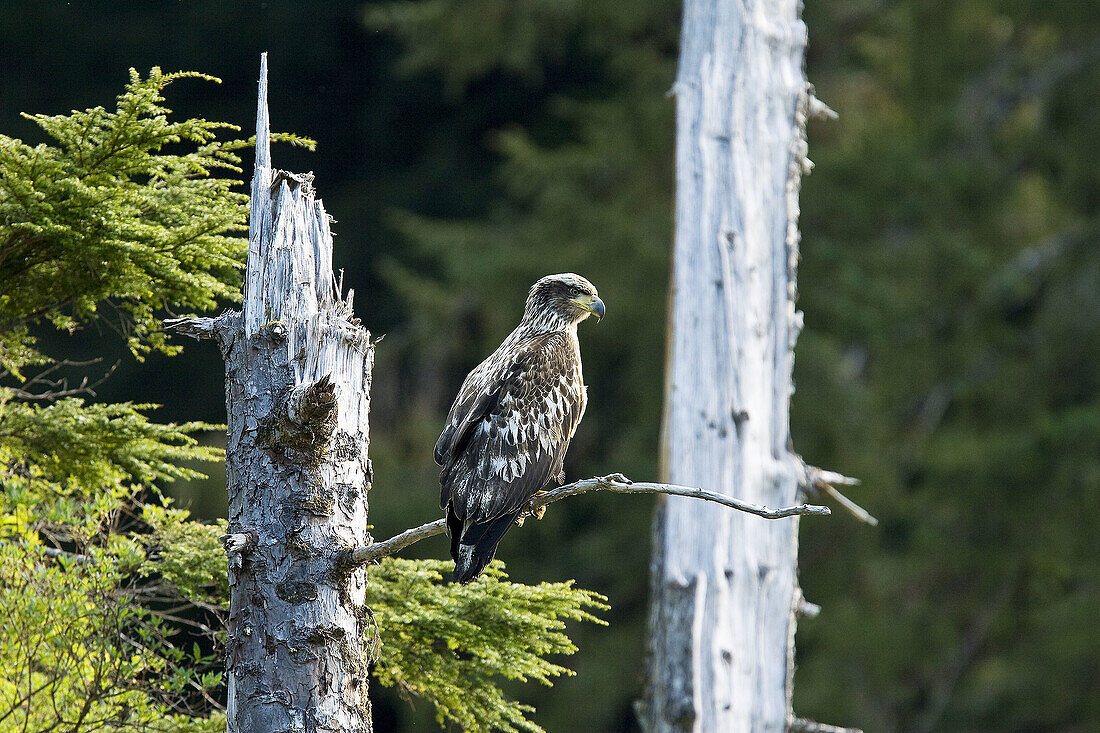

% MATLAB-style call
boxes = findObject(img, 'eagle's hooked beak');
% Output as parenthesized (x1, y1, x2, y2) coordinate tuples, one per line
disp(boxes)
(578, 295, 605, 322)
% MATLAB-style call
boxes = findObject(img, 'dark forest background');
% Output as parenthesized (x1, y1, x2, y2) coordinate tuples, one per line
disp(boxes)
(2, 1, 1097, 731)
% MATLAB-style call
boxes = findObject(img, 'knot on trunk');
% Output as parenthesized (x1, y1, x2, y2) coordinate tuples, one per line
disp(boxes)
(258, 374, 338, 465)
(222, 531, 256, 571)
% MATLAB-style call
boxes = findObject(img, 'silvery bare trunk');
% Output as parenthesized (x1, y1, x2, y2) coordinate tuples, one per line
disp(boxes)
(173, 56, 375, 733)
(644, 1, 814, 731)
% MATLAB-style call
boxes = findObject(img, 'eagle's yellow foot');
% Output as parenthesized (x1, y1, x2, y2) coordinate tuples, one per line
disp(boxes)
(533, 488, 551, 520)
(518, 490, 552, 526)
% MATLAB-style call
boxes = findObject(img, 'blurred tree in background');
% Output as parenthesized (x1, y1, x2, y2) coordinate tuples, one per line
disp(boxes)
(0, 1, 1096, 731)
(795, 2, 1100, 731)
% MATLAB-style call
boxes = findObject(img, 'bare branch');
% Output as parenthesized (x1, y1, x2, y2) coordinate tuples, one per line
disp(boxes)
(40, 545, 92, 563)
(0, 541, 93, 564)
(344, 519, 446, 566)
(165, 316, 220, 340)
(806, 83, 838, 121)
(345, 473, 830, 567)
(798, 461, 878, 526)
(222, 531, 255, 572)
(789, 717, 864, 733)
(5, 358, 119, 401)
(795, 588, 821, 619)
(533, 474, 830, 518)
(816, 483, 878, 527)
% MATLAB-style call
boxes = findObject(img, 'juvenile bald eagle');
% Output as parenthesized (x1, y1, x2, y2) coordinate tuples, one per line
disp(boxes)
(435, 273, 605, 583)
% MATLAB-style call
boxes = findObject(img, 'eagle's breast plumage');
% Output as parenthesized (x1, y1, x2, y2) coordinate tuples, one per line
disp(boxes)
(434, 273, 603, 582)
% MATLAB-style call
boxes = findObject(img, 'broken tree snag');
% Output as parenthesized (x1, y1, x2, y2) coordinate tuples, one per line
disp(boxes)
(644, 2, 860, 732)
(173, 55, 375, 733)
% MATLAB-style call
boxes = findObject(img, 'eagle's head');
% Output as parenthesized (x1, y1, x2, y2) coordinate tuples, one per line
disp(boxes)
(522, 273, 605, 330)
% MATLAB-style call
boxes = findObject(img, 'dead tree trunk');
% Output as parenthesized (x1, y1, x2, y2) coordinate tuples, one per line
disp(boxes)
(644, 1, 828, 731)
(172, 55, 375, 733)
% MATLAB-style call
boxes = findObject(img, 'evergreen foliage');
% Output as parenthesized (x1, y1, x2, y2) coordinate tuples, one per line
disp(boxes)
(140, 502, 231, 604)
(3, 69, 246, 359)
(0, 69, 260, 730)
(366, 558, 608, 733)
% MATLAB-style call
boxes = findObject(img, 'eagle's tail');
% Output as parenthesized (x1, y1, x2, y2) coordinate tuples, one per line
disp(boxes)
(448, 507, 521, 584)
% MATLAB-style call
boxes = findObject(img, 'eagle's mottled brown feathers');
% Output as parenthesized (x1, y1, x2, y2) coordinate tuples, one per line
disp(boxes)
(435, 273, 604, 583)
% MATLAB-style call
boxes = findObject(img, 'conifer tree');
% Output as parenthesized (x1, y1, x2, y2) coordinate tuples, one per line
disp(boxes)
(0, 67, 255, 732)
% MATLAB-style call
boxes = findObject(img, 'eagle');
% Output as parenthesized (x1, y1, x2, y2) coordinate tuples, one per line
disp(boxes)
(434, 273, 605, 583)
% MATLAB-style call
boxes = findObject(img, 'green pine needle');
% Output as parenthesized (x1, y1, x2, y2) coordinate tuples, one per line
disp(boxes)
(366, 557, 609, 733)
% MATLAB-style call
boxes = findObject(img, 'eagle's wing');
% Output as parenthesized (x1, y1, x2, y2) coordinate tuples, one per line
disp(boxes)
(435, 331, 586, 522)
(433, 352, 497, 467)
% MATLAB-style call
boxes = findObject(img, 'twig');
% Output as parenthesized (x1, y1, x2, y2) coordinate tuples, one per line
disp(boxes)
(345, 473, 830, 566)
(789, 717, 864, 733)
(798, 462, 878, 527)
(165, 316, 219, 340)
(816, 483, 878, 527)
(912, 573, 1018, 733)
(5, 358, 119, 401)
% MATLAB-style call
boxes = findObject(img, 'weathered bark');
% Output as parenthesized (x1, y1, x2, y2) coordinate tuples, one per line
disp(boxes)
(172, 56, 374, 733)
(644, 1, 820, 731)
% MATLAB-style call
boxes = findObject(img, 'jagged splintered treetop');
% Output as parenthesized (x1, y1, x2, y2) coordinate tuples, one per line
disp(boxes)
(165, 53, 377, 731)
(242, 53, 370, 428)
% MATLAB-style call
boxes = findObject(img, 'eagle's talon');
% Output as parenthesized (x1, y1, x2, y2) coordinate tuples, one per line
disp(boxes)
(535, 505, 547, 520)
(515, 515, 526, 527)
